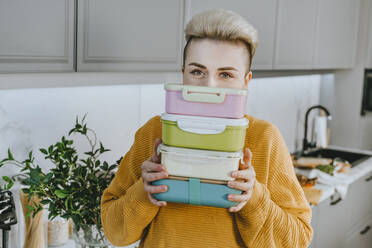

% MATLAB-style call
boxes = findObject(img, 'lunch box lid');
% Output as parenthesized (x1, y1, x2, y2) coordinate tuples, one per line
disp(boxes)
(164, 83, 248, 96)
(161, 113, 248, 126)
(161, 113, 248, 134)
(158, 144, 244, 160)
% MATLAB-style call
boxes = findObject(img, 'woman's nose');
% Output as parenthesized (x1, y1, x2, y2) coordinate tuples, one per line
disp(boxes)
(206, 75, 217, 87)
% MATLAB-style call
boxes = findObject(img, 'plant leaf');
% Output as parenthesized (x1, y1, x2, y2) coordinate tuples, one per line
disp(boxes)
(40, 148, 48, 155)
(7, 148, 14, 160)
(2, 176, 11, 183)
(55, 189, 68, 199)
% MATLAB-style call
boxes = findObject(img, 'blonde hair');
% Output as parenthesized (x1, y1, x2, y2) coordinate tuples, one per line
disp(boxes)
(183, 9, 258, 71)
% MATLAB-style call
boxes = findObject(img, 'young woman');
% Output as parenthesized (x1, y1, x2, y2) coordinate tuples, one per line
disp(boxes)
(101, 9, 313, 248)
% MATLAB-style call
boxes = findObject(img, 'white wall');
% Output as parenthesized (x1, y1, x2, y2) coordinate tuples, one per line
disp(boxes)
(0, 73, 321, 178)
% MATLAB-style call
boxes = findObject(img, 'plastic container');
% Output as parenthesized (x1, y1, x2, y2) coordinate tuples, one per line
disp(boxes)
(158, 144, 243, 181)
(161, 113, 249, 152)
(165, 83, 248, 118)
(152, 178, 241, 208)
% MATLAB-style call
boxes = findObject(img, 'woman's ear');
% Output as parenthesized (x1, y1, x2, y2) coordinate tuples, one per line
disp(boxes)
(244, 71, 252, 89)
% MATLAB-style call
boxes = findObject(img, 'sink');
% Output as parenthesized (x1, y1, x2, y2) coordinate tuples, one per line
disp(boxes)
(301, 148, 371, 167)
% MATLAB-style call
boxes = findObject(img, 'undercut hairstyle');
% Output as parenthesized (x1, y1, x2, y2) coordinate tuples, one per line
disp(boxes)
(183, 9, 258, 73)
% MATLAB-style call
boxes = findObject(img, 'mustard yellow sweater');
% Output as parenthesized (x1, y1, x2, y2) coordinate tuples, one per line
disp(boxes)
(101, 115, 313, 248)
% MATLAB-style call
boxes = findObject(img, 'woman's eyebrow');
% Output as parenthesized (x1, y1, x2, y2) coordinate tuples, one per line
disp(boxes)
(218, 66, 238, 71)
(188, 62, 206, 69)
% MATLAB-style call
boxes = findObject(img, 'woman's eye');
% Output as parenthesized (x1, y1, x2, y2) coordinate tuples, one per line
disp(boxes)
(191, 70, 203, 76)
(220, 72, 233, 79)
(190, 70, 204, 78)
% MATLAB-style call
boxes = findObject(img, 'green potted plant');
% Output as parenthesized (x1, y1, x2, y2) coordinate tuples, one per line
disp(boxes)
(0, 114, 120, 248)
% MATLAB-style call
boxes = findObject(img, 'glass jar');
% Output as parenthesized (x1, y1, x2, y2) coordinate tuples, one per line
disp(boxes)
(72, 222, 111, 248)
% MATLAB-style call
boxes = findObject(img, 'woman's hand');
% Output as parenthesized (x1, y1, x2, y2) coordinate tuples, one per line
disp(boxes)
(141, 138, 169, 207)
(227, 147, 256, 212)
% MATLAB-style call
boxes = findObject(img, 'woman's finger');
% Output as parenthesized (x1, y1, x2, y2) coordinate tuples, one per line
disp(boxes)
(142, 170, 168, 182)
(228, 200, 247, 212)
(231, 167, 255, 180)
(144, 180, 168, 194)
(141, 160, 166, 173)
(151, 138, 162, 163)
(227, 191, 250, 202)
(241, 147, 252, 169)
(227, 180, 252, 192)
(148, 192, 167, 207)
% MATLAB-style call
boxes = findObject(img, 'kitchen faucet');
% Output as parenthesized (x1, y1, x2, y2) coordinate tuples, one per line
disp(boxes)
(302, 105, 332, 153)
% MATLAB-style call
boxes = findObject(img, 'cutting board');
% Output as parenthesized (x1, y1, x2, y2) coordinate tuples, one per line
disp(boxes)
(293, 157, 332, 169)
(302, 187, 323, 205)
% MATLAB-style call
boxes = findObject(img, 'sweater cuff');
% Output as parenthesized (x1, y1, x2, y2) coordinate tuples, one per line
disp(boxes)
(239, 180, 271, 216)
(122, 177, 160, 215)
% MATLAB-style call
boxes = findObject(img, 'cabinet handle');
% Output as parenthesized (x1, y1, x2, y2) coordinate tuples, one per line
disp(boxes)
(360, 225, 371, 235)
(365, 175, 372, 182)
(330, 196, 342, 205)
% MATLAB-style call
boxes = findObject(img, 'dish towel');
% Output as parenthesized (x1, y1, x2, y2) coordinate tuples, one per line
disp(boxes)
(295, 168, 349, 199)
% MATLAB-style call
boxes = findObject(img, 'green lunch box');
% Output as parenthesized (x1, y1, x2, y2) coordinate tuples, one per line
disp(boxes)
(152, 178, 242, 208)
(161, 113, 249, 152)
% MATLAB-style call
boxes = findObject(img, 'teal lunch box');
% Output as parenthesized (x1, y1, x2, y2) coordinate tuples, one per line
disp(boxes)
(151, 178, 242, 208)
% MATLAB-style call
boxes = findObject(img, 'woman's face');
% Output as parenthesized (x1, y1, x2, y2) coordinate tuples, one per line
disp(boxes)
(182, 38, 252, 89)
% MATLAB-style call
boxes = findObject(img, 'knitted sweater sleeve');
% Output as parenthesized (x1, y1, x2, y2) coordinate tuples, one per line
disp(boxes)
(235, 123, 313, 248)
(100, 116, 161, 247)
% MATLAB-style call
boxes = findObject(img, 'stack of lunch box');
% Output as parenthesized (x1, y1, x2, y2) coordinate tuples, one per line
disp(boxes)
(152, 83, 249, 208)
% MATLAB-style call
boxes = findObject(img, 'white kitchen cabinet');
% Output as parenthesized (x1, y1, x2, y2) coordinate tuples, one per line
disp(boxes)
(345, 215, 372, 248)
(273, 0, 318, 69)
(0, 0, 75, 73)
(309, 206, 319, 248)
(77, 0, 184, 72)
(313, 0, 360, 69)
(188, 0, 277, 70)
(314, 194, 349, 248)
(310, 170, 372, 248)
(345, 171, 372, 230)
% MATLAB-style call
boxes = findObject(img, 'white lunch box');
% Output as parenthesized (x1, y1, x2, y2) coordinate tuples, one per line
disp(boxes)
(158, 144, 244, 181)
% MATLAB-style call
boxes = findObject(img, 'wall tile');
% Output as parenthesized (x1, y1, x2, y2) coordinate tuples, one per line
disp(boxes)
(0, 85, 141, 174)
(139, 84, 165, 126)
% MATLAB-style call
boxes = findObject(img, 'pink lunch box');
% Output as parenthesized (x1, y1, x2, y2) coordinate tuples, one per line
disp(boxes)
(165, 83, 248, 119)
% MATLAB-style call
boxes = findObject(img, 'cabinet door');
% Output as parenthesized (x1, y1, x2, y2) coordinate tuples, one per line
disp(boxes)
(313, 0, 360, 69)
(0, 0, 74, 73)
(274, 0, 318, 69)
(345, 216, 372, 248)
(346, 171, 372, 229)
(309, 205, 319, 248)
(77, 0, 184, 72)
(188, 0, 277, 70)
(316, 194, 349, 248)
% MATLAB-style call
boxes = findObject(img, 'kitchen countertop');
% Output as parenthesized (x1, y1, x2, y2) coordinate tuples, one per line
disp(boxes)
(54, 239, 140, 248)
(310, 145, 372, 206)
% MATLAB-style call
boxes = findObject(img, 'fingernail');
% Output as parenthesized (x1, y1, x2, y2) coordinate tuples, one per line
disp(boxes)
(228, 181, 235, 187)
(231, 172, 237, 177)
